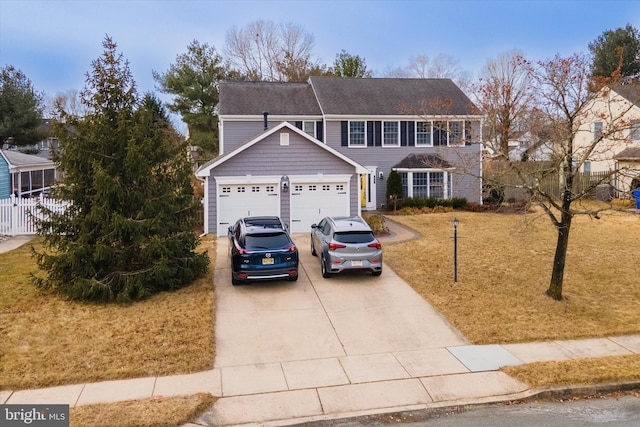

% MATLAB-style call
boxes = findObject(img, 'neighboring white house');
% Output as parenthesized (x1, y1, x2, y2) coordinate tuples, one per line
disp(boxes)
(574, 84, 640, 194)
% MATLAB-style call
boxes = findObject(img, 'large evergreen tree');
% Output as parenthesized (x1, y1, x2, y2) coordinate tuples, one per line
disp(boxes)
(153, 40, 233, 161)
(33, 37, 209, 302)
(0, 65, 46, 147)
(589, 24, 640, 78)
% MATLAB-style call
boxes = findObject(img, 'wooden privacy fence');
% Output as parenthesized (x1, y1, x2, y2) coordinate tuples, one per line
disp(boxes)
(0, 195, 69, 236)
(484, 162, 615, 201)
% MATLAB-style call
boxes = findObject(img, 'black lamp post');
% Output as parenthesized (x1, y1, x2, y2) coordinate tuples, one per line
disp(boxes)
(453, 217, 459, 283)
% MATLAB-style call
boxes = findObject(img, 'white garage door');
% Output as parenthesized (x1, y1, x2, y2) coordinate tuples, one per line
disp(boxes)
(217, 183, 280, 235)
(290, 182, 349, 233)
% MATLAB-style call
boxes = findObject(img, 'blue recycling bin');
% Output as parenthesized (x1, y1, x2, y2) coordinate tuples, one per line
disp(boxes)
(632, 189, 640, 209)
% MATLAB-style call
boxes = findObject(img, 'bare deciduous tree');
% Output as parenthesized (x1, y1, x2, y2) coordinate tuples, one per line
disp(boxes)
(498, 54, 638, 301)
(473, 50, 533, 158)
(386, 54, 472, 90)
(224, 20, 319, 82)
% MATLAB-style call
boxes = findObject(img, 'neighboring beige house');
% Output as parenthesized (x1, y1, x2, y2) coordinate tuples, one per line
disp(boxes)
(574, 84, 640, 195)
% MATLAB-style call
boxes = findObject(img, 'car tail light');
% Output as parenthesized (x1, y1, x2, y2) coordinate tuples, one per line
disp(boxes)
(286, 244, 297, 252)
(238, 273, 248, 278)
(368, 241, 382, 249)
(329, 242, 347, 250)
(289, 269, 297, 276)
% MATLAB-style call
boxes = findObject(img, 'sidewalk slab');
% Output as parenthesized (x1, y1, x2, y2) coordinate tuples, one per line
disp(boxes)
(609, 335, 640, 353)
(197, 389, 323, 426)
(5, 384, 84, 406)
(1, 391, 12, 404)
(555, 338, 634, 358)
(421, 371, 528, 402)
(153, 370, 221, 398)
(394, 347, 470, 377)
(221, 363, 288, 396)
(448, 344, 523, 371)
(282, 358, 349, 389)
(339, 353, 410, 383)
(502, 341, 578, 363)
(0, 235, 35, 254)
(317, 379, 431, 414)
(76, 377, 155, 405)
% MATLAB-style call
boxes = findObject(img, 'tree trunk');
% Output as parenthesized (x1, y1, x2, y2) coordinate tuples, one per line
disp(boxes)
(546, 184, 573, 301)
(546, 214, 571, 300)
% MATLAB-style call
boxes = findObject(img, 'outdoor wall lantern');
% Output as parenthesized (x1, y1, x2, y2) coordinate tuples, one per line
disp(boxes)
(281, 176, 289, 192)
(452, 217, 459, 283)
(379, 171, 384, 180)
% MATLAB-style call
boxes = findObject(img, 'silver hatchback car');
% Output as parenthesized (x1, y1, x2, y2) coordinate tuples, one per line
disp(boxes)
(310, 216, 382, 278)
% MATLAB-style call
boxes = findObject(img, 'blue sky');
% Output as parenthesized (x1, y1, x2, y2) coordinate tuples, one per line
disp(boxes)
(1, 0, 640, 105)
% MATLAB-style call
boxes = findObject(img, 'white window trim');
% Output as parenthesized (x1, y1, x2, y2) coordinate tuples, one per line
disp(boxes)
(302, 121, 316, 138)
(415, 121, 433, 147)
(395, 168, 452, 199)
(348, 120, 367, 148)
(382, 120, 400, 147)
(594, 121, 603, 142)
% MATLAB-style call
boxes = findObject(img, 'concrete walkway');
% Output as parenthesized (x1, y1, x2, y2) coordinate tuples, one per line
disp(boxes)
(2, 221, 640, 426)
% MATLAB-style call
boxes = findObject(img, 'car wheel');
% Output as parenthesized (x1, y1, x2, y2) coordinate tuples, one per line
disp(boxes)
(289, 274, 298, 282)
(321, 253, 331, 278)
(372, 270, 382, 277)
(311, 239, 317, 256)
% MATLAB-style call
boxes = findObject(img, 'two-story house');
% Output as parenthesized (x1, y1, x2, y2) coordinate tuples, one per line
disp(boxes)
(574, 84, 640, 194)
(196, 77, 483, 236)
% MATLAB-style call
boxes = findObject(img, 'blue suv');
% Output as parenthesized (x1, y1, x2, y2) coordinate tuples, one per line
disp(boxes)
(228, 216, 299, 286)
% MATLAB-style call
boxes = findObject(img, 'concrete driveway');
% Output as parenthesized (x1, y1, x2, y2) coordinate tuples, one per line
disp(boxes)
(214, 233, 467, 369)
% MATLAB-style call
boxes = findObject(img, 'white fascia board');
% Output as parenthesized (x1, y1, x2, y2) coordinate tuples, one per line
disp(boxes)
(215, 175, 280, 185)
(393, 167, 456, 172)
(197, 121, 368, 177)
(322, 114, 483, 121)
(289, 174, 353, 183)
(219, 115, 323, 121)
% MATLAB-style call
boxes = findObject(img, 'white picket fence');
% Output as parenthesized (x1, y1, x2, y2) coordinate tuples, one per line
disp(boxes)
(0, 195, 69, 236)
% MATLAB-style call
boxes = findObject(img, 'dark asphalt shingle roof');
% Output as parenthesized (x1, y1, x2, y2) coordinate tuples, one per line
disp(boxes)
(309, 76, 477, 116)
(219, 81, 321, 116)
(219, 77, 478, 117)
(614, 84, 640, 106)
(615, 147, 640, 160)
(392, 153, 453, 169)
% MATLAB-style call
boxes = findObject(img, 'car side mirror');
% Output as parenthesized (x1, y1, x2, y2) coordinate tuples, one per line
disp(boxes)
(228, 226, 233, 234)
(311, 224, 317, 229)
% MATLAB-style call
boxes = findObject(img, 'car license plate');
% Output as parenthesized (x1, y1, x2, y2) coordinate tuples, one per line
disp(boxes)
(351, 260, 363, 267)
(262, 257, 274, 265)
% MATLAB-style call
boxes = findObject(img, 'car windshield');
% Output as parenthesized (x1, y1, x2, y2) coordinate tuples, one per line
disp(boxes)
(244, 233, 291, 249)
(333, 231, 375, 244)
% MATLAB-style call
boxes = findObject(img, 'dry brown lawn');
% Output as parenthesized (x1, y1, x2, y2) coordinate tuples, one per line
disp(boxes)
(0, 236, 216, 391)
(384, 209, 640, 343)
(70, 393, 216, 427)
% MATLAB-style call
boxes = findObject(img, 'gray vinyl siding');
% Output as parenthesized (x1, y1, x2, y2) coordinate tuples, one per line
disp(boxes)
(324, 120, 482, 206)
(207, 128, 359, 233)
(0, 155, 10, 198)
(222, 119, 322, 153)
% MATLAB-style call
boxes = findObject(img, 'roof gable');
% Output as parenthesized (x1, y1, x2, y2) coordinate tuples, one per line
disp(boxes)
(196, 122, 367, 177)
